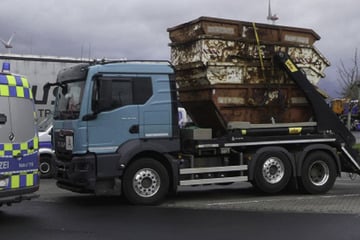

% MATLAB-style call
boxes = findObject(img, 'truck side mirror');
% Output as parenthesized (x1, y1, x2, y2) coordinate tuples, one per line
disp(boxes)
(61, 85, 68, 95)
(44, 82, 68, 95)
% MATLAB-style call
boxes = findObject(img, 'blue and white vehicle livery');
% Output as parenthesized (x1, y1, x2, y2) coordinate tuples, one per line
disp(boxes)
(38, 115, 54, 178)
(0, 62, 39, 206)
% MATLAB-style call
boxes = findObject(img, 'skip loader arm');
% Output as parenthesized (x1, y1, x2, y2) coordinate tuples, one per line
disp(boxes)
(274, 52, 360, 173)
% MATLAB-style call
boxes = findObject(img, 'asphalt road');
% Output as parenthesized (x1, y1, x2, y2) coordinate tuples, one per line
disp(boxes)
(164, 175, 360, 214)
(1, 177, 360, 240)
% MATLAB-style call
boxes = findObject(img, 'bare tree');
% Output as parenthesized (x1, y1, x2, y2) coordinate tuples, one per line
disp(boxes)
(338, 49, 360, 99)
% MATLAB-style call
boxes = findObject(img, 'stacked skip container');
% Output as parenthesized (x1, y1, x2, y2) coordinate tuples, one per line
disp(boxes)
(166, 17, 360, 198)
(168, 17, 330, 135)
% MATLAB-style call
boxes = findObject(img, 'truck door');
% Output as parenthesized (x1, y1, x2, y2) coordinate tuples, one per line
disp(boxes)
(87, 76, 147, 153)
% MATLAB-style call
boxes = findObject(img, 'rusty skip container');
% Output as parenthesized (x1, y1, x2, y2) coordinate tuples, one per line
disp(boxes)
(168, 16, 330, 136)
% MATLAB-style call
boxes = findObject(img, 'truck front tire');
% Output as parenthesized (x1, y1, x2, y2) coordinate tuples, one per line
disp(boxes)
(254, 151, 292, 194)
(122, 158, 169, 205)
(299, 151, 337, 194)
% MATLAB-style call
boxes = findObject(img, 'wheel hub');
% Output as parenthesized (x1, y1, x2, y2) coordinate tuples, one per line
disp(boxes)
(39, 162, 51, 174)
(262, 157, 285, 184)
(133, 168, 160, 198)
(308, 160, 329, 186)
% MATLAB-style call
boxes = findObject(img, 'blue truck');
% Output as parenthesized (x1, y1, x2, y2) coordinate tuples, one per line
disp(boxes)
(50, 18, 360, 205)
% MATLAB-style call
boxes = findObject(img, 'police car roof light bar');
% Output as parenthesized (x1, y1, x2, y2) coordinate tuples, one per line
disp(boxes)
(2, 62, 10, 73)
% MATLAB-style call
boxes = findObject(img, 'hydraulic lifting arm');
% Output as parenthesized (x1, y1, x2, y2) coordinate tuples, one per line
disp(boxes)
(275, 52, 360, 173)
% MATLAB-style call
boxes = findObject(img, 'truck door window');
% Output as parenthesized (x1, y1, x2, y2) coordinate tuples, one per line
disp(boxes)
(133, 77, 152, 104)
(111, 80, 133, 108)
(93, 77, 152, 112)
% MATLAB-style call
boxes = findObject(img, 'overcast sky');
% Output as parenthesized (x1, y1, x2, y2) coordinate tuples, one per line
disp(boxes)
(1, 0, 360, 97)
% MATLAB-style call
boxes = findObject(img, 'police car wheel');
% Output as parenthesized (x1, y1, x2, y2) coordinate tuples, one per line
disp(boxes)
(39, 155, 53, 178)
(122, 158, 169, 205)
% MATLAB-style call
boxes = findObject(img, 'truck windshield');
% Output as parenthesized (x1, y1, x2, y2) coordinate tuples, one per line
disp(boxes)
(54, 80, 85, 120)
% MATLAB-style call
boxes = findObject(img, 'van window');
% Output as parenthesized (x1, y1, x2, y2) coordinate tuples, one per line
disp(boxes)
(0, 97, 12, 142)
(0, 96, 35, 143)
(10, 97, 36, 142)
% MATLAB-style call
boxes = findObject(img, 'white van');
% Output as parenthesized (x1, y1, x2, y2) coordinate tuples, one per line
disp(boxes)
(37, 115, 54, 178)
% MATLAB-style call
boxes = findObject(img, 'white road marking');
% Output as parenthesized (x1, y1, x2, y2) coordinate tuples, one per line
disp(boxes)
(206, 193, 360, 206)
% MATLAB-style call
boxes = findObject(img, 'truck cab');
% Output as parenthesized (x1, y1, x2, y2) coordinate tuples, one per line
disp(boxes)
(53, 61, 180, 202)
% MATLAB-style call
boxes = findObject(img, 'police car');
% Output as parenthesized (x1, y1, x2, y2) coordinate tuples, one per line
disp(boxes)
(38, 115, 54, 178)
(0, 62, 39, 205)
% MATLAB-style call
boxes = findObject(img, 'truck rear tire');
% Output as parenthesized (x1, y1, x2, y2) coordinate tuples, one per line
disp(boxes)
(122, 158, 169, 205)
(254, 151, 292, 194)
(299, 151, 337, 194)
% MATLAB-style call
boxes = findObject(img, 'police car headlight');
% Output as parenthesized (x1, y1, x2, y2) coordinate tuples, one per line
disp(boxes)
(0, 178, 9, 188)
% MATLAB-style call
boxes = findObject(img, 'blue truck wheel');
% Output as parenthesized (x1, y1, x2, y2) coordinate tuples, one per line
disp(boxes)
(254, 151, 292, 194)
(122, 158, 169, 205)
(299, 151, 337, 194)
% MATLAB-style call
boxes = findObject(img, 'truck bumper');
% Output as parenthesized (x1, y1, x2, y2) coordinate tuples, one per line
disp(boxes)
(55, 154, 97, 193)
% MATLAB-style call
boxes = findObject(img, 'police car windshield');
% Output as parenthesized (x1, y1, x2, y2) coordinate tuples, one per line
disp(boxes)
(54, 80, 85, 120)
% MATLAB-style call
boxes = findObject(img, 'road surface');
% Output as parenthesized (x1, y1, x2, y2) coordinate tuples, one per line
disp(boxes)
(1, 177, 360, 239)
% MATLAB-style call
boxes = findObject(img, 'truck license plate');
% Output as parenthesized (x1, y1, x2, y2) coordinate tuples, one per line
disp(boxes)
(65, 136, 73, 150)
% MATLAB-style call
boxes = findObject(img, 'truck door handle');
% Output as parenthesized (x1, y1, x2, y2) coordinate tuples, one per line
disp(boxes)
(129, 125, 139, 134)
